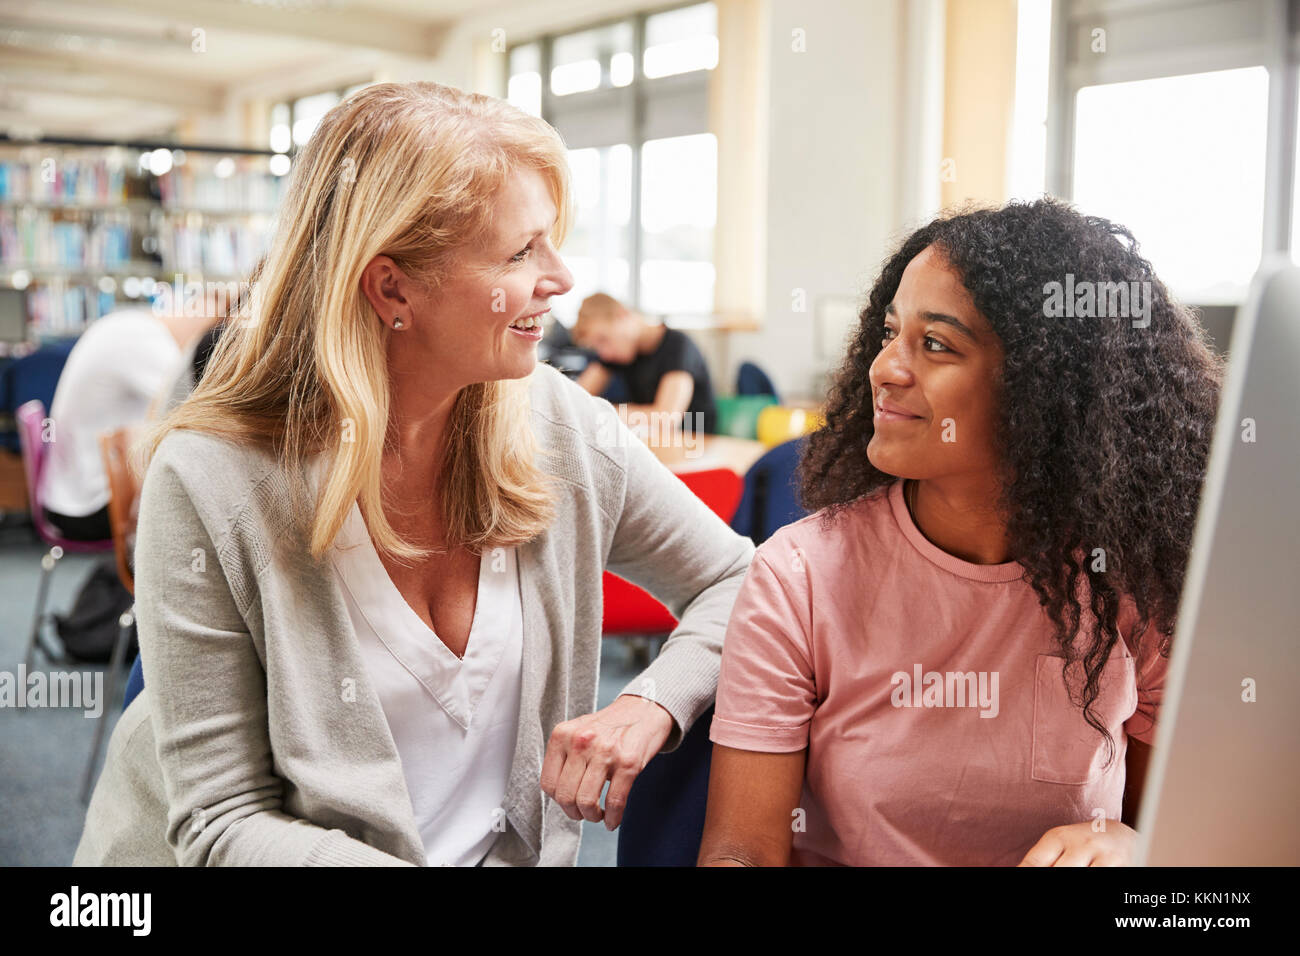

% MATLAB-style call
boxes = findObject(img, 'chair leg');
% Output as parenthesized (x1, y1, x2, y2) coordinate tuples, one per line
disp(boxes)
(630, 636, 652, 668)
(80, 606, 133, 805)
(22, 545, 62, 673)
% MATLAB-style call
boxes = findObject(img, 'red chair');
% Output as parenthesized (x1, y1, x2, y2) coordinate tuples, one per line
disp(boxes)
(81, 428, 142, 803)
(15, 400, 116, 670)
(602, 467, 744, 641)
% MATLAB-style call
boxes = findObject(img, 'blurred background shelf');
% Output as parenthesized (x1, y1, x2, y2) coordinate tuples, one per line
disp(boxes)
(0, 140, 282, 342)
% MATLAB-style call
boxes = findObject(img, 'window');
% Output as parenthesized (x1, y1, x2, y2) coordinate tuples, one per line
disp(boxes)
(291, 91, 341, 148)
(640, 132, 716, 314)
(508, 44, 542, 116)
(564, 144, 633, 304)
(551, 22, 634, 95)
(643, 3, 718, 79)
(267, 81, 374, 156)
(1073, 67, 1269, 304)
(506, 3, 718, 324)
(269, 103, 291, 154)
(1048, 0, 1296, 306)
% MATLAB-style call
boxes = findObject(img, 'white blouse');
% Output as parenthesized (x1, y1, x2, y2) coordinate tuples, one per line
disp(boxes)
(327, 501, 523, 866)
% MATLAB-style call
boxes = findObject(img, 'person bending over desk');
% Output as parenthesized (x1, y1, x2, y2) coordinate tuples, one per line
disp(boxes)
(698, 199, 1224, 867)
(572, 293, 717, 435)
(41, 308, 217, 541)
(74, 81, 753, 867)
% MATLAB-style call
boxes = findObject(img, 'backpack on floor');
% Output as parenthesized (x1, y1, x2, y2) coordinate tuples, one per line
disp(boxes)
(54, 557, 136, 663)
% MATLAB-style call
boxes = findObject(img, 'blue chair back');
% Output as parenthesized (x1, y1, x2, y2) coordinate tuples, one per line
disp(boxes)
(736, 361, 779, 403)
(0, 340, 76, 454)
(731, 438, 810, 545)
(600, 371, 629, 405)
(123, 654, 145, 710)
(617, 705, 715, 866)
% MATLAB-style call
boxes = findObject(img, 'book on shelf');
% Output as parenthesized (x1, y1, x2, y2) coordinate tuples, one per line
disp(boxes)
(157, 160, 283, 213)
(0, 154, 129, 205)
(1, 143, 283, 339)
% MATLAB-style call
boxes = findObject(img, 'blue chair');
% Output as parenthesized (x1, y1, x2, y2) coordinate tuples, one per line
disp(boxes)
(731, 438, 810, 545)
(123, 654, 144, 710)
(600, 372, 629, 405)
(736, 361, 779, 403)
(0, 340, 76, 454)
(617, 705, 715, 866)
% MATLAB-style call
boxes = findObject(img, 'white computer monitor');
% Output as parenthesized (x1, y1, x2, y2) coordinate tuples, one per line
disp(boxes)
(1135, 258, 1300, 866)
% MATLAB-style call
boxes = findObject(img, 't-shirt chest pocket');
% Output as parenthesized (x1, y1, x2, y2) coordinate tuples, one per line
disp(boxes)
(1031, 653, 1138, 785)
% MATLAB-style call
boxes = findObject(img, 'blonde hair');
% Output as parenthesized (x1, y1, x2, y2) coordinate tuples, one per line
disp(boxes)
(141, 82, 572, 562)
(574, 291, 631, 334)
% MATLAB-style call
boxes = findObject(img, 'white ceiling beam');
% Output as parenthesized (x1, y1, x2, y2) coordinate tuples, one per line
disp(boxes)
(221, 48, 386, 103)
(91, 0, 453, 59)
(0, 105, 179, 140)
(0, 50, 224, 110)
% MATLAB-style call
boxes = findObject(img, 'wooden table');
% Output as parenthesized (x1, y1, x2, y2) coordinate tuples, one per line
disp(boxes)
(648, 434, 767, 475)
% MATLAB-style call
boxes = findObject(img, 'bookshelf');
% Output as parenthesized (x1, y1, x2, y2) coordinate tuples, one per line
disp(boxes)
(0, 139, 285, 347)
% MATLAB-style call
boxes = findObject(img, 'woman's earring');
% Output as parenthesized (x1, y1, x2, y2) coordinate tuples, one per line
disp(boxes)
(393, 317, 404, 330)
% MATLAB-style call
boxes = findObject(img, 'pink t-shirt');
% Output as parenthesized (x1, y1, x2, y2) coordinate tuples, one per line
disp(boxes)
(709, 480, 1168, 866)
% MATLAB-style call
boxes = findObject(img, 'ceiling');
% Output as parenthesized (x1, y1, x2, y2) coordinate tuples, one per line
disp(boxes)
(0, 0, 494, 142)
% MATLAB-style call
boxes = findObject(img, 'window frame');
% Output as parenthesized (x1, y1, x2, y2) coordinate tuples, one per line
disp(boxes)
(506, 1, 717, 311)
(270, 80, 373, 157)
(1045, 0, 1299, 278)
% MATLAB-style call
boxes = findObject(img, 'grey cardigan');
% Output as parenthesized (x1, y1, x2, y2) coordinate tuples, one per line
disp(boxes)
(74, 362, 754, 866)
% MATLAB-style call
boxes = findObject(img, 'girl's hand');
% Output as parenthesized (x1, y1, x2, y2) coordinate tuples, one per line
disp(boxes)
(540, 693, 675, 830)
(1018, 820, 1137, 866)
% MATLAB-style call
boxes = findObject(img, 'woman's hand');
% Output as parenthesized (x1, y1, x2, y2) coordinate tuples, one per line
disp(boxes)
(540, 694, 676, 830)
(1018, 820, 1137, 866)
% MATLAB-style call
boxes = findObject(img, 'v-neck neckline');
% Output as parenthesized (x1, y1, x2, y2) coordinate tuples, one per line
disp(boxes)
(331, 500, 514, 729)
(353, 498, 476, 662)
(380, 544, 477, 665)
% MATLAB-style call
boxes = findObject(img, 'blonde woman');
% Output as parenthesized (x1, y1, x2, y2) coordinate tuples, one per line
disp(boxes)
(74, 82, 753, 867)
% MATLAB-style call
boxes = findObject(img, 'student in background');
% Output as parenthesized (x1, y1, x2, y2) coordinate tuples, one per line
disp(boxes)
(572, 293, 717, 434)
(698, 199, 1224, 866)
(156, 264, 257, 413)
(156, 265, 258, 415)
(41, 307, 217, 541)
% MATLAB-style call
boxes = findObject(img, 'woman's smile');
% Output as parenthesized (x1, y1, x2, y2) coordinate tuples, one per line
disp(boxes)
(873, 394, 925, 424)
(507, 308, 549, 341)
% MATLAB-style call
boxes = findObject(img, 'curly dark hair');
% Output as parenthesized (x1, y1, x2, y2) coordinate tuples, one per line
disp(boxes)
(800, 198, 1224, 766)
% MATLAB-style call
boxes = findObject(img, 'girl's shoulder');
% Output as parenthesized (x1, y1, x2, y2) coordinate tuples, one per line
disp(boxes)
(756, 485, 897, 564)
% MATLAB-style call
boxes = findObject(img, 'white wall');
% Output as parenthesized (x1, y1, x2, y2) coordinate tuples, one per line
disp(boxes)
(725, 0, 912, 400)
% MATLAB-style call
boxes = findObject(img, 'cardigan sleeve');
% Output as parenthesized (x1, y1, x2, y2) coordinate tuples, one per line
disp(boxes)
(600, 405, 756, 752)
(132, 441, 415, 866)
